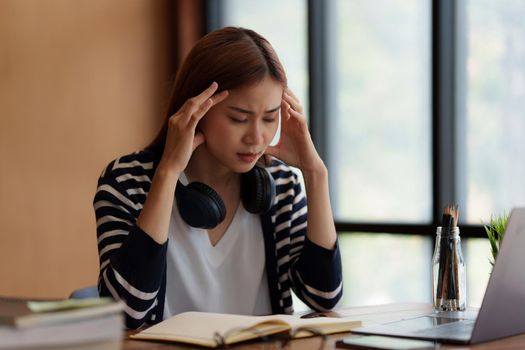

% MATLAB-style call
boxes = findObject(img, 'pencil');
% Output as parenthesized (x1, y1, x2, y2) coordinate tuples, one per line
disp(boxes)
(436, 204, 459, 310)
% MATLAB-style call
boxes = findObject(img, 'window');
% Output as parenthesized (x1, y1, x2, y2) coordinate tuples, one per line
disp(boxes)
(332, 0, 431, 223)
(458, 0, 525, 223)
(218, 0, 308, 115)
(456, 0, 525, 308)
(339, 233, 431, 306)
(207, 0, 523, 311)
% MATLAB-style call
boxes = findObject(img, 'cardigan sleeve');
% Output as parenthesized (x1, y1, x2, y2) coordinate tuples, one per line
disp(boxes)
(287, 172, 343, 311)
(94, 162, 166, 329)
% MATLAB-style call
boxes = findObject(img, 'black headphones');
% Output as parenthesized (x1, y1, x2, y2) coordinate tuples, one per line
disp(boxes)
(175, 166, 275, 229)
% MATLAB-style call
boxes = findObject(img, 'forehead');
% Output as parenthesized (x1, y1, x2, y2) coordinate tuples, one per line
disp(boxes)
(224, 77, 283, 108)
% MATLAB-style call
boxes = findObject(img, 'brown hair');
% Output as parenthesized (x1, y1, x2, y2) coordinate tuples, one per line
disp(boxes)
(148, 27, 287, 153)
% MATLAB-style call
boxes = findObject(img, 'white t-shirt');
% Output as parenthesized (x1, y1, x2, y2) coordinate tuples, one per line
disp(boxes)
(163, 175, 272, 319)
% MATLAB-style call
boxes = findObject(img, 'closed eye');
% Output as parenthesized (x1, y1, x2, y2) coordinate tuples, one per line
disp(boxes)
(229, 116, 248, 123)
(263, 111, 279, 123)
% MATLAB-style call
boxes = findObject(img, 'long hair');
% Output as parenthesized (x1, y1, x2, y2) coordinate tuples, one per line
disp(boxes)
(148, 27, 287, 153)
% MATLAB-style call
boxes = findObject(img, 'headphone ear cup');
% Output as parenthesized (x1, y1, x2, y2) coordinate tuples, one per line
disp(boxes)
(241, 166, 275, 214)
(176, 182, 226, 229)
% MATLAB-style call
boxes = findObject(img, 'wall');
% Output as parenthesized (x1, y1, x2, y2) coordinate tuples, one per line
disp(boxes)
(0, 0, 175, 298)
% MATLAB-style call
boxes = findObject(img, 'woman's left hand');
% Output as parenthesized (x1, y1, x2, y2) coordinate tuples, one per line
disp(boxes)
(264, 88, 325, 173)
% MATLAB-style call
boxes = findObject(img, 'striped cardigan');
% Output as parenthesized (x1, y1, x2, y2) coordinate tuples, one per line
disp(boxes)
(94, 149, 342, 329)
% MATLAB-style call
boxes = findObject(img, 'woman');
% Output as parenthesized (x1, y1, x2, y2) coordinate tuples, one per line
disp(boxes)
(94, 27, 342, 329)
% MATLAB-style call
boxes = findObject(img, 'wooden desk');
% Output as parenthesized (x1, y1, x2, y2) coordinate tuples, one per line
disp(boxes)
(123, 303, 525, 350)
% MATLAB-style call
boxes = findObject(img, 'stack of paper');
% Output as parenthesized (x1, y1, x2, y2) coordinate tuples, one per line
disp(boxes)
(0, 297, 124, 349)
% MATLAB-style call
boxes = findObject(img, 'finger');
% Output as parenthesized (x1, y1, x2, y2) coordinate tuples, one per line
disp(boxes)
(182, 82, 220, 115)
(281, 100, 292, 121)
(210, 90, 229, 107)
(287, 107, 309, 132)
(188, 98, 213, 126)
(288, 106, 304, 120)
(193, 132, 205, 151)
(285, 88, 301, 105)
(183, 91, 227, 130)
(190, 89, 229, 124)
(194, 81, 220, 105)
(283, 92, 303, 114)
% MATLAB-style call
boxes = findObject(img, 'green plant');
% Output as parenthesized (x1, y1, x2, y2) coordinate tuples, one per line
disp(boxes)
(482, 212, 509, 266)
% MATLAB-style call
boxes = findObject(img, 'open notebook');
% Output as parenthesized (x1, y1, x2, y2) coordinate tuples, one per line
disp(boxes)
(131, 311, 361, 347)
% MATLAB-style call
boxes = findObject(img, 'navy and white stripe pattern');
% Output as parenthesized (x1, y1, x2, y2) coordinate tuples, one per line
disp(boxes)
(94, 149, 342, 329)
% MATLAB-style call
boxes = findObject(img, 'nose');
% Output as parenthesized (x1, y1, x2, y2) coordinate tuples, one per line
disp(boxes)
(243, 121, 263, 145)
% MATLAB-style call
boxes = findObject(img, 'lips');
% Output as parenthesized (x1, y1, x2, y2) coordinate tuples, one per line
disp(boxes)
(237, 152, 260, 163)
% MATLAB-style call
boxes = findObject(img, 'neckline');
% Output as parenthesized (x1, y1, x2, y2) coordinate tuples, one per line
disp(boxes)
(201, 201, 243, 267)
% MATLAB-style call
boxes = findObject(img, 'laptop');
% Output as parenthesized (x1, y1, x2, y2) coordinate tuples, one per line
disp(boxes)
(351, 207, 525, 344)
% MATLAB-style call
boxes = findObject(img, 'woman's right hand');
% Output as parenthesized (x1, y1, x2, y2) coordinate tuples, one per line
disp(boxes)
(159, 82, 228, 180)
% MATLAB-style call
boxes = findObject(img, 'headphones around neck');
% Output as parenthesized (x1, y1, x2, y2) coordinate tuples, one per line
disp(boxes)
(175, 165, 275, 229)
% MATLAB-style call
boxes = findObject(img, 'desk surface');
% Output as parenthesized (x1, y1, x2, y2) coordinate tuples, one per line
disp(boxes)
(122, 303, 525, 350)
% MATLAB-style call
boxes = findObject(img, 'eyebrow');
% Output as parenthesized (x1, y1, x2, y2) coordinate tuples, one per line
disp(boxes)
(227, 105, 281, 115)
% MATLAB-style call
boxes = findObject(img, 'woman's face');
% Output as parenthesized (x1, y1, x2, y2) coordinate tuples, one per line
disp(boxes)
(199, 76, 282, 173)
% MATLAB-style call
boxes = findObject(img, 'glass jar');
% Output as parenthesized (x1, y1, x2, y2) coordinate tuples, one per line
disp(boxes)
(432, 226, 466, 311)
